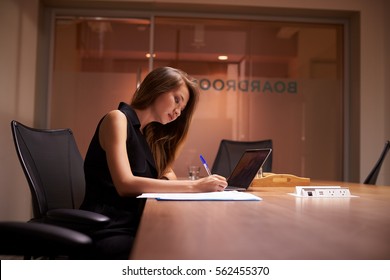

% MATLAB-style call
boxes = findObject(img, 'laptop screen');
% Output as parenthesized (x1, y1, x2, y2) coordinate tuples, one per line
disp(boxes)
(227, 149, 272, 189)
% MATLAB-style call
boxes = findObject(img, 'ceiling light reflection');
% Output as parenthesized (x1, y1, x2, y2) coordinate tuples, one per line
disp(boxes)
(218, 55, 228, 61)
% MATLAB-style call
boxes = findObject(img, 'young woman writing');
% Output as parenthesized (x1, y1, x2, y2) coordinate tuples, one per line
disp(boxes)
(80, 67, 227, 259)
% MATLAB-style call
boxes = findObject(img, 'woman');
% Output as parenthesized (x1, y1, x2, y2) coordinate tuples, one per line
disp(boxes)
(80, 67, 227, 259)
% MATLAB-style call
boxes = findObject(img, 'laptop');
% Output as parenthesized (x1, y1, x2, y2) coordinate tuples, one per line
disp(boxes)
(225, 148, 272, 191)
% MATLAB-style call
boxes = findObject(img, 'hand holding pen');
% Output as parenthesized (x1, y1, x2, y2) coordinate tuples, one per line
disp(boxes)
(199, 155, 227, 191)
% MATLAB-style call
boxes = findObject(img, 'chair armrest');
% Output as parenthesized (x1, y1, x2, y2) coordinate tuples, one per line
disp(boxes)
(45, 209, 110, 231)
(0, 221, 92, 258)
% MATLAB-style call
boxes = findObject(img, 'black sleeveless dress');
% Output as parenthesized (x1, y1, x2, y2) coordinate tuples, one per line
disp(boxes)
(80, 102, 158, 259)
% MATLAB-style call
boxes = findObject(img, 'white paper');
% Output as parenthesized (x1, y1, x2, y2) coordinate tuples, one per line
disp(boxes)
(137, 191, 262, 201)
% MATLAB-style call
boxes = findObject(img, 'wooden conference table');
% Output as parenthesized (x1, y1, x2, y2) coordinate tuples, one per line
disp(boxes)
(130, 181, 390, 260)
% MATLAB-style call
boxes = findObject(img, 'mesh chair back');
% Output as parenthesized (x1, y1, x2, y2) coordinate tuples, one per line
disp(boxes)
(364, 140, 390, 185)
(11, 121, 85, 219)
(211, 139, 273, 178)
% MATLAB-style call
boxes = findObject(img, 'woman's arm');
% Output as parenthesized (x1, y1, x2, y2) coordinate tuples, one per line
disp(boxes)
(99, 110, 227, 196)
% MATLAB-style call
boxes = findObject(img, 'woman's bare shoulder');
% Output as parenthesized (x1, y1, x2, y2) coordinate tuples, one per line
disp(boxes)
(101, 109, 127, 127)
(105, 109, 125, 120)
(99, 110, 127, 148)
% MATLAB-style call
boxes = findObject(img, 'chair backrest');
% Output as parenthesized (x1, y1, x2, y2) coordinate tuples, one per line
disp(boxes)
(11, 120, 86, 219)
(211, 139, 273, 178)
(364, 140, 390, 185)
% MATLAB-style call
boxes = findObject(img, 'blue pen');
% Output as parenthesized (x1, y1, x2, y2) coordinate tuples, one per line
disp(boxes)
(200, 155, 212, 176)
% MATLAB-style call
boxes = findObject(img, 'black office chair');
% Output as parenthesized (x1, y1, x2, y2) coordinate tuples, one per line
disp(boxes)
(0, 221, 92, 259)
(364, 140, 390, 185)
(211, 139, 273, 178)
(11, 120, 109, 233)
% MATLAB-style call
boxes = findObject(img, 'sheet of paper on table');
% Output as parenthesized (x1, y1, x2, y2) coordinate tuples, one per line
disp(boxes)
(137, 191, 262, 201)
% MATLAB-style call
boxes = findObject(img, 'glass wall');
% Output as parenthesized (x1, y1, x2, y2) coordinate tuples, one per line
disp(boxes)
(51, 15, 344, 180)
(51, 16, 151, 155)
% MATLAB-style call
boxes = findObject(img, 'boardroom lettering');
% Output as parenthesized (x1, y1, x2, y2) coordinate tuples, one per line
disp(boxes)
(197, 78, 297, 94)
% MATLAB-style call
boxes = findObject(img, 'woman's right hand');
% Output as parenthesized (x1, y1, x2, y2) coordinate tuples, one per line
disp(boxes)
(194, 175, 228, 192)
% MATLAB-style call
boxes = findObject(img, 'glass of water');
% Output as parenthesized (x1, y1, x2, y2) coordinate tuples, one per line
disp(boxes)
(188, 165, 200, 180)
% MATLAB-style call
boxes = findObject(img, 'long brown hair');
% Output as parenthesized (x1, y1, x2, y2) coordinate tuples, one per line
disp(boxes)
(131, 67, 199, 178)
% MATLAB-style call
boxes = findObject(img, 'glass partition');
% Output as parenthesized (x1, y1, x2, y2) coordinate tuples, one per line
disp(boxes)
(51, 16, 151, 153)
(50, 15, 344, 180)
(153, 17, 343, 179)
